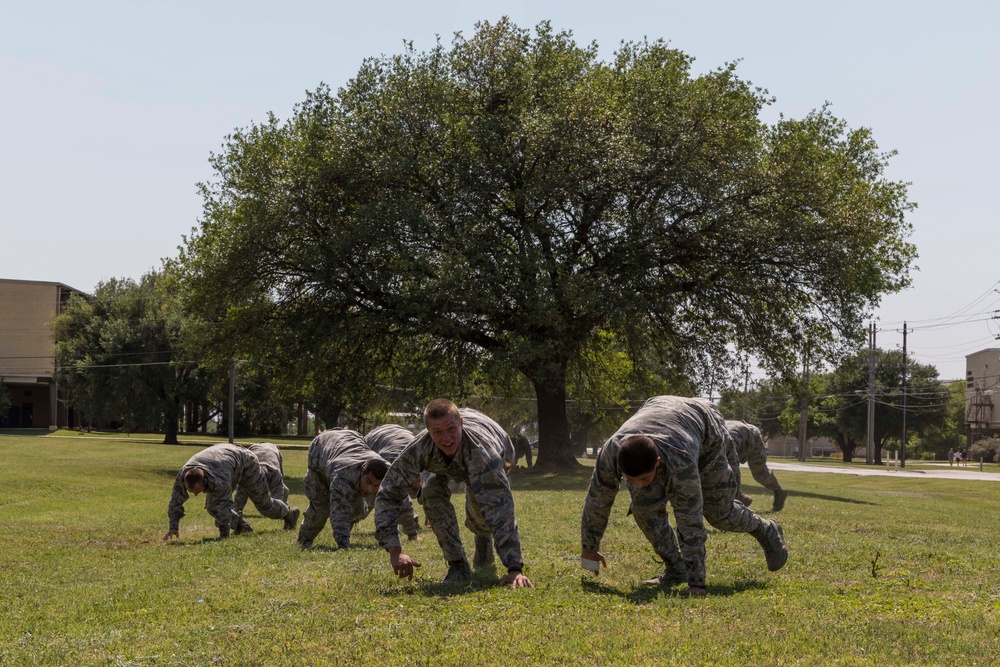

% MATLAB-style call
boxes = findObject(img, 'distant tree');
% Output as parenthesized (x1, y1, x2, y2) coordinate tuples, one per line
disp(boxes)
(177, 19, 915, 468)
(0, 380, 11, 417)
(53, 272, 213, 444)
(776, 371, 848, 457)
(908, 380, 966, 460)
(718, 377, 795, 440)
(818, 348, 949, 464)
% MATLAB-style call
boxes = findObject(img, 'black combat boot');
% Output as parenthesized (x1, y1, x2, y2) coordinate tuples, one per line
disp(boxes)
(641, 558, 688, 587)
(736, 491, 754, 507)
(442, 559, 472, 584)
(284, 507, 300, 531)
(473, 535, 495, 568)
(772, 488, 788, 512)
(753, 518, 788, 571)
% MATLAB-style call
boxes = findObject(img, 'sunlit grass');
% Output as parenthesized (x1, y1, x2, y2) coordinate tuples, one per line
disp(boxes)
(1, 434, 999, 665)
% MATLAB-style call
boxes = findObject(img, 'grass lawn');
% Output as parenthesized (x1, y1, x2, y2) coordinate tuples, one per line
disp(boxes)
(2, 433, 999, 666)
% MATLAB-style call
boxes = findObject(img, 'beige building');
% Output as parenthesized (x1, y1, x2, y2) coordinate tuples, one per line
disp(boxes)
(965, 348, 1000, 437)
(0, 278, 85, 429)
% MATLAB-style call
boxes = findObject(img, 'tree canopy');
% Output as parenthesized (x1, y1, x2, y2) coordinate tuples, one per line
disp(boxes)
(177, 18, 916, 467)
(52, 272, 212, 444)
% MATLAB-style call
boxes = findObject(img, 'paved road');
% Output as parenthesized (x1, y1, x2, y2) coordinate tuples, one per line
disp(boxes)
(768, 461, 1000, 482)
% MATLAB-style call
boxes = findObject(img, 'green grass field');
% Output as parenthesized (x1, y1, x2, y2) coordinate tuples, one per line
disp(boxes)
(2, 433, 999, 666)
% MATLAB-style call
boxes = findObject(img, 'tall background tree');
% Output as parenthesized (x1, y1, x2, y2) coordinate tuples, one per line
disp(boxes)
(53, 271, 213, 444)
(176, 19, 916, 468)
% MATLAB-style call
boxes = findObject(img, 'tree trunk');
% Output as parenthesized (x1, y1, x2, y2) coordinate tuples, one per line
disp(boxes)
(162, 398, 181, 445)
(842, 438, 855, 463)
(529, 371, 582, 470)
(163, 413, 180, 445)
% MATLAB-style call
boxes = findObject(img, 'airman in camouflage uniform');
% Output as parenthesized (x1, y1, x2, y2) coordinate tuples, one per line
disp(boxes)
(375, 399, 532, 588)
(725, 420, 788, 512)
(232, 442, 292, 533)
(365, 424, 421, 539)
(581, 396, 787, 595)
(163, 442, 299, 541)
(297, 429, 389, 549)
(511, 434, 533, 469)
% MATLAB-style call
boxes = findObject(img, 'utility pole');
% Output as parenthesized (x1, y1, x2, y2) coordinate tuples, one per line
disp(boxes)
(866, 321, 876, 465)
(742, 363, 750, 421)
(228, 359, 237, 444)
(798, 346, 810, 462)
(900, 322, 912, 469)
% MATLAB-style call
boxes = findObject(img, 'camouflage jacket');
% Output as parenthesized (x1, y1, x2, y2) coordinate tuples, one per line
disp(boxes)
(365, 424, 420, 497)
(167, 443, 259, 530)
(581, 396, 730, 587)
(725, 420, 765, 463)
(247, 442, 283, 475)
(308, 429, 386, 548)
(374, 409, 522, 566)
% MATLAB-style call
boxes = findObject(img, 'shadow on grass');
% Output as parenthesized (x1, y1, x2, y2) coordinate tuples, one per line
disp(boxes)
(300, 542, 386, 553)
(741, 484, 878, 507)
(377, 571, 516, 598)
(581, 577, 769, 603)
(163, 535, 229, 546)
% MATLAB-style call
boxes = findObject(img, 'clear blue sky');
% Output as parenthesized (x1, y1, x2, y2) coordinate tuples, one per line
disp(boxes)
(2, 0, 997, 380)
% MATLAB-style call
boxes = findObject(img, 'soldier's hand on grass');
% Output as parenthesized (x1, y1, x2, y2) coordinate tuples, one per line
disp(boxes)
(406, 534, 422, 542)
(500, 571, 533, 588)
(389, 548, 421, 579)
(162, 529, 179, 542)
(580, 549, 606, 574)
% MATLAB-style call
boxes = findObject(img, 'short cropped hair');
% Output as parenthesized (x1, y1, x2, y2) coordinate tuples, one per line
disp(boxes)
(424, 398, 460, 422)
(183, 467, 206, 489)
(617, 435, 659, 477)
(362, 458, 390, 481)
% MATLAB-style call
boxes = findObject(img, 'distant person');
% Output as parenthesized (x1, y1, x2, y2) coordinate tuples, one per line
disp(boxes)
(364, 424, 422, 540)
(580, 396, 787, 596)
(511, 434, 533, 469)
(297, 429, 390, 549)
(163, 442, 299, 541)
(232, 442, 292, 534)
(725, 420, 788, 512)
(375, 400, 532, 588)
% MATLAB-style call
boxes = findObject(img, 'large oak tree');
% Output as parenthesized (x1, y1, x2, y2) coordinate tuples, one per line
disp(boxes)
(178, 19, 915, 468)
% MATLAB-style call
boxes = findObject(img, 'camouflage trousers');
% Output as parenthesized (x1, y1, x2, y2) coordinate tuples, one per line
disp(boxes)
(698, 445, 765, 533)
(420, 473, 491, 564)
(297, 469, 420, 544)
(733, 449, 782, 493)
(205, 463, 291, 529)
(630, 445, 766, 572)
(234, 466, 289, 517)
(297, 469, 354, 544)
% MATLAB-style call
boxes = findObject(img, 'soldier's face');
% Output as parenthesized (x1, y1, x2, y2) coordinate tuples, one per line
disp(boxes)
(360, 472, 382, 496)
(624, 458, 659, 489)
(427, 413, 463, 457)
(185, 479, 205, 496)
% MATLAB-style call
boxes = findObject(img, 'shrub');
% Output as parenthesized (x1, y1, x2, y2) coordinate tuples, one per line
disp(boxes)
(967, 437, 1000, 463)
